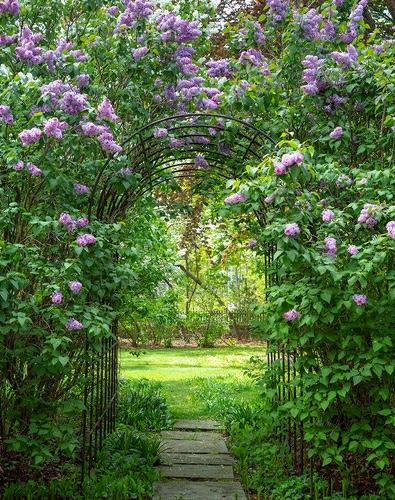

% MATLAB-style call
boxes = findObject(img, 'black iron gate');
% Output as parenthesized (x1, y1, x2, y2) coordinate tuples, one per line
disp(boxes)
(81, 321, 119, 480)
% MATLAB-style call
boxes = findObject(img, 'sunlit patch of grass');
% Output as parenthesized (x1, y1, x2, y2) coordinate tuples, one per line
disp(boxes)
(120, 346, 265, 419)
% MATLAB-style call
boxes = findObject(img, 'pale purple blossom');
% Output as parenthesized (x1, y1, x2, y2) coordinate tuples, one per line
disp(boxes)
(51, 291, 63, 304)
(281, 151, 304, 167)
(274, 162, 286, 175)
(154, 127, 168, 138)
(206, 59, 232, 78)
(267, 0, 288, 22)
(347, 245, 359, 255)
(13, 160, 24, 171)
(330, 127, 343, 139)
(80, 122, 108, 137)
(74, 183, 90, 194)
(357, 203, 378, 228)
(385, 221, 395, 238)
(27, 162, 42, 176)
(60, 90, 87, 114)
(76, 74, 90, 87)
(97, 97, 119, 122)
(224, 193, 247, 205)
(284, 223, 300, 236)
(75, 218, 89, 228)
(194, 154, 208, 168)
(283, 309, 301, 321)
(59, 212, 73, 226)
(322, 209, 335, 222)
(352, 294, 367, 306)
(169, 138, 185, 148)
(98, 132, 123, 154)
(248, 239, 257, 248)
(0, 0, 20, 16)
(133, 47, 148, 61)
(239, 48, 263, 66)
(44, 117, 68, 139)
(0, 105, 13, 124)
(66, 318, 83, 330)
(324, 237, 337, 258)
(19, 127, 42, 146)
(76, 234, 96, 246)
(68, 281, 82, 293)
(336, 173, 353, 188)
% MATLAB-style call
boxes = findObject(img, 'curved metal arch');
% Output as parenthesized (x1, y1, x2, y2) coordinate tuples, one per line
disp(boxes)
(89, 113, 276, 220)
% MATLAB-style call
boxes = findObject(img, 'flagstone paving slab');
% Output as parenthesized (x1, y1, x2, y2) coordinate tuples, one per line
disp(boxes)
(161, 438, 229, 454)
(161, 430, 223, 440)
(160, 464, 234, 479)
(153, 480, 247, 500)
(160, 452, 234, 466)
(173, 419, 222, 431)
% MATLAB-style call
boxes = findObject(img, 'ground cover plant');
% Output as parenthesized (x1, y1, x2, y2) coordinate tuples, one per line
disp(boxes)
(1, 0, 394, 496)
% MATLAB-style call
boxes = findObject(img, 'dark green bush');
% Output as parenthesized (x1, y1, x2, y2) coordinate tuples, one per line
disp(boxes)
(118, 379, 172, 431)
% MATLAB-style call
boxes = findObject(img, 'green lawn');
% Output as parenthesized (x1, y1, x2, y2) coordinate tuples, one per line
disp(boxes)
(120, 346, 265, 419)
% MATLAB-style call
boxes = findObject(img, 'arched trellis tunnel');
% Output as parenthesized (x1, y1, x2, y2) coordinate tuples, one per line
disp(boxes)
(82, 113, 277, 479)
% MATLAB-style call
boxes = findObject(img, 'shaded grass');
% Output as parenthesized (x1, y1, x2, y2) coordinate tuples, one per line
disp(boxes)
(120, 346, 265, 419)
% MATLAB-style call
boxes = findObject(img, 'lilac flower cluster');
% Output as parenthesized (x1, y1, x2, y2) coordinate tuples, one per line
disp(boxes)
(283, 309, 301, 321)
(59, 213, 89, 232)
(0, 105, 13, 124)
(118, 167, 134, 175)
(352, 294, 367, 306)
(301, 55, 327, 95)
(97, 131, 123, 154)
(248, 239, 257, 248)
(66, 318, 83, 330)
(0, 0, 20, 16)
(386, 221, 395, 238)
(264, 192, 276, 204)
(133, 47, 148, 61)
(357, 203, 378, 228)
(194, 154, 208, 168)
(347, 244, 359, 255)
(267, 0, 289, 22)
(174, 46, 198, 76)
(322, 209, 335, 222)
(19, 127, 42, 146)
(27, 162, 42, 176)
(51, 291, 63, 304)
(239, 48, 263, 66)
(80, 121, 108, 137)
(69, 281, 82, 293)
(169, 138, 185, 149)
(154, 127, 168, 138)
(116, 0, 154, 31)
(0, 34, 18, 46)
(13, 160, 24, 171)
(44, 117, 68, 139)
(15, 27, 44, 64)
(274, 151, 304, 175)
(330, 126, 343, 139)
(206, 59, 232, 78)
(284, 223, 300, 236)
(324, 94, 346, 113)
(340, 0, 368, 43)
(97, 97, 119, 122)
(107, 5, 120, 16)
(74, 183, 90, 194)
(330, 45, 358, 68)
(76, 234, 97, 246)
(299, 9, 336, 42)
(60, 90, 88, 115)
(156, 11, 201, 44)
(76, 74, 90, 88)
(324, 237, 337, 258)
(224, 193, 247, 205)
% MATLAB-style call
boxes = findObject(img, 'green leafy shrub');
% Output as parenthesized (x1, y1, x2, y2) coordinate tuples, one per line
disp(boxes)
(182, 312, 228, 347)
(118, 379, 172, 431)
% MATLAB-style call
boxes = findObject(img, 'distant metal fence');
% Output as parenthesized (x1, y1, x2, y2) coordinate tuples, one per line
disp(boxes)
(81, 322, 119, 481)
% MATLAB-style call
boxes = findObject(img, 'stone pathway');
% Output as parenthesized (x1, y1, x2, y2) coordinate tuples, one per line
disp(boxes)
(153, 420, 247, 500)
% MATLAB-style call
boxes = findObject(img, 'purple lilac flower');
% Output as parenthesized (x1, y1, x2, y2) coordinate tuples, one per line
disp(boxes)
(80, 122, 108, 137)
(118, 167, 133, 175)
(0, 34, 18, 46)
(107, 5, 119, 16)
(274, 162, 286, 175)
(13, 160, 24, 171)
(281, 151, 304, 167)
(76, 234, 96, 246)
(330, 45, 358, 68)
(264, 192, 276, 204)
(60, 90, 87, 114)
(330, 126, 343, 139)
(27, 162, 42, 176)
(340, 0, 368, 43)
(324, 237, 337, 258)
(224, 193, 247, 205)
(336, 173, 353, 188)
(74, 183, 90, 194)
(66, 318, 83, 330)
(0, 0, 20, 16)
(75, 218, 89, 228)
(154, 127, 168, 138)
(352, 294, 367, 306)
(19, 127, 42, 146)
(51, 291, 63, 304)
(347, 244, 359, 255)
(248, 239, 257, 248)
(357, 203, 378, 228)
(267, 0, 288, 22)
(70, 49, 87, 62)
(97, 97, 119, 122)
(301, 55, 325, 95)
(98, 132, 122, 154)
(59, 212, 73, 226)
(283, 309, 301, 321)
(41, 79, 68, 97)
(44, 117, 68, 139)
(0, 105, 13, 124)
(206, 59, 232, 78)
(322, 209, 335, 222)
(133, 47, 148, 61)
(386, 221, 395, 238)
(170, 138, 185, 148)
(284, 223, 300, 237)
(194, 154, 208, 168)
(156, 12, 201, 44)
(116, 0, 154, 31)
(76, 74, 90, 87)
(15, 27, 43, 64)
(68, 281, 82, 293)
(239, 48, 263, 66)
